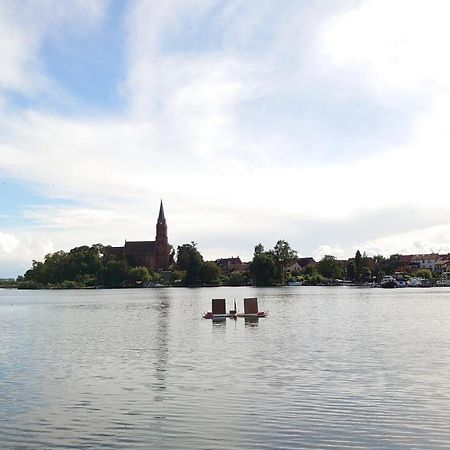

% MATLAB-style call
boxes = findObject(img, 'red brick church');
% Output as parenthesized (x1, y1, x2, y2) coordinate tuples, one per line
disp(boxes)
(105, 201, 171, 271)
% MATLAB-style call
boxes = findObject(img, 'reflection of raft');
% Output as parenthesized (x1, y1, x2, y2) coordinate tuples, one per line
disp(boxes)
(236, 298, 268, 318)
(202, 299, 237, 319)
(236, 311, 268, 318)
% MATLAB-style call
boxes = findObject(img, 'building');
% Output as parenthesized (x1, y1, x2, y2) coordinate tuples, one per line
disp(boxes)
(285, 257, 316, 273)
(215, 257, 249, 272)
(105, 201, 171, 271)
(410, 254, 442, 272)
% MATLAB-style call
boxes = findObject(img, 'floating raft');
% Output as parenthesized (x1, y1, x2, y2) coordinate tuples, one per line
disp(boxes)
(202, 299, 236, 319)
(236, 297, 268, 318)
(203, 297, 267, 319)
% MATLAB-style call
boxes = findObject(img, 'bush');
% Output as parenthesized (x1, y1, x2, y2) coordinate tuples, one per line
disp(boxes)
(17, 281, 45, 290)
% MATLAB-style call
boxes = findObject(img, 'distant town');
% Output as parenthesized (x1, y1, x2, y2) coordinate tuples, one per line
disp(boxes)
(1, 202, 449, 289)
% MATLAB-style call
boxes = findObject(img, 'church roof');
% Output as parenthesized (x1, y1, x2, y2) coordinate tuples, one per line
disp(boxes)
(124, 241, 155, 254)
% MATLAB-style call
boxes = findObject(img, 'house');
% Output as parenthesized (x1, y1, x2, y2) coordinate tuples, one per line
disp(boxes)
(410, 254, 442, 271)
(297, 257, 316, 269)
(435, 258, 450, 274)
(285, 260, 302, 273)
(215, 257, 249, 272)
(285, 257, 316, 273)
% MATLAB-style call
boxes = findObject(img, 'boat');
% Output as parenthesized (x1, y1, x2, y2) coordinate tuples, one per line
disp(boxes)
(437, 272, 450, 287)
(407, 277, 422, 287)
(380, 276, 397, 288)
(236, 297, 268, 318)
(288, 280, 302, 286)
(202, 299, 237, 319)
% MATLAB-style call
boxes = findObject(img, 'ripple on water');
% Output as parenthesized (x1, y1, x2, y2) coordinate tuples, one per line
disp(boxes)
(1, 287, 450, 448)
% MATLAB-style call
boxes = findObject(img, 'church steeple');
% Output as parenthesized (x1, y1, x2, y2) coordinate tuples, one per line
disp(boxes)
(158, 199, 166, 223)
(155, 200, 169, 269)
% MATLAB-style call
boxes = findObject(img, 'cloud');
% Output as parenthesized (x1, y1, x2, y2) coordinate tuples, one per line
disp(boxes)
(0, 229, 54, 277)
(0, 0, 108, 95)
(1, 0, 450, 276)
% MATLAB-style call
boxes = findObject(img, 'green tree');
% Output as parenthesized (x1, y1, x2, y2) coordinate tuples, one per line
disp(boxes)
(381, 254, 401, 275)
(355, 250, 362, 281)
(176, 242, 204, 286)
(361, 266, 372, 282)
(251, 252, 279, 286)
(317, 255, 343, 279)
(346, 260, 357, 281)
(103, 260, 129, 287)
(200, 261, 220, 284)
(128, 266, 151, 283)
(304, 265, 318, 277)
(227, 271, 245, 286)
(414, 268, 432, 279)
(373, 255, 386, 281)
(254, 243, 265, 256)
(270, 240, 297, 284)
(271, 240, 297, 266)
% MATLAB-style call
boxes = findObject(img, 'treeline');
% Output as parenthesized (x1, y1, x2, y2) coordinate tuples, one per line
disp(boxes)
(173, 242, 251, 286)
(17, 240, 440, 290)
(249, 245, 439, 286)
(19, 244, 163, 289)
(18, 242, 248, 289)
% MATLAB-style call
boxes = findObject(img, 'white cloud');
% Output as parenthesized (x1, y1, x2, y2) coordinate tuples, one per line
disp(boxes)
(321, 0, 450, 97)
(0, 230, 19, 253)
(354, 225, 450, 258)
(0, 0, 108, 95)
(0, 229, 54, 277)
(1, 0, 450, 275)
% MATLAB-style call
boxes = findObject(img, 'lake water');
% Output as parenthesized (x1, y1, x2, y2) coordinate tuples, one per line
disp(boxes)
(1, 286, 450, 449)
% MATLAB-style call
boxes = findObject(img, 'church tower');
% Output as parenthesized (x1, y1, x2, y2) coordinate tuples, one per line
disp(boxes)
(155, 200, 169, 269)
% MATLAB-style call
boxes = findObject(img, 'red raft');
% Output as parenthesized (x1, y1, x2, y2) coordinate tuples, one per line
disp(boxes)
(236, 297, 268, 318)
(202, 299, 237, 319)
(202, 298, 267, 319)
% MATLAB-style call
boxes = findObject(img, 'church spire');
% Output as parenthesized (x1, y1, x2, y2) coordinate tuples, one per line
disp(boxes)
(158, 199, 166, 223)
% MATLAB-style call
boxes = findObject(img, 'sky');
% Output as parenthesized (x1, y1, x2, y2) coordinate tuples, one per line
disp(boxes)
(1, 0, 450, 277)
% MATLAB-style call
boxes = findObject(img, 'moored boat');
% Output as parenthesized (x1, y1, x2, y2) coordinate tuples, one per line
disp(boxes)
(381, 276, 397, 288)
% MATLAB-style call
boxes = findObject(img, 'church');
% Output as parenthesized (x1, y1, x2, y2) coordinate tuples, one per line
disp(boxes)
(105, 201, 171, 271)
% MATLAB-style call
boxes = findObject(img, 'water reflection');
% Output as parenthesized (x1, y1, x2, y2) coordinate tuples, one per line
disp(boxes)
(153, 292, 170, 401)
(2, 287, 450, 449)
(244, 317, 259, 326)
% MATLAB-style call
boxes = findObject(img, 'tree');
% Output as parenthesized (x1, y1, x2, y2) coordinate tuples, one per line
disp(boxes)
(227, 271, 245, 286)
(271, 240, 297, 266)
(373, 255, 386, 281)
(103, 260, 129, 287)
(128, 266, 151, 283)
(381, 254, 401, 275)
(200, 261, 220, 284)
(254, 243, 265, 256)
(176, 242, 204, 286)
(270, 240, 297, 284)
(251, 253, 279, 286)
(414, 269, 432, 280)
(346, 260, 357, 281)
(304, 265, 317, 276)
(361, 266, 372, 282)
(355, 250, 362, 281)
(317, 255, 343, 279)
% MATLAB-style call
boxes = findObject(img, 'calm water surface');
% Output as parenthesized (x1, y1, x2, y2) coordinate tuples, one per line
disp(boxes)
(1, 286, 450, 449)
